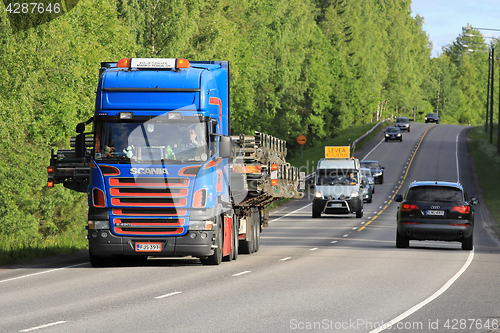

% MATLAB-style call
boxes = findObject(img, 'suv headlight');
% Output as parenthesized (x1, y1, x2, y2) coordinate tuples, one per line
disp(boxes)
(351, 191, 359, 198)
(315, 191, 323, 199)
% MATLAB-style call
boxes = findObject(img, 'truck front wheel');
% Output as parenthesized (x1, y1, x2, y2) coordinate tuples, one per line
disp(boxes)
(89, 250, 110, 267)
(201, 218, 223, 265)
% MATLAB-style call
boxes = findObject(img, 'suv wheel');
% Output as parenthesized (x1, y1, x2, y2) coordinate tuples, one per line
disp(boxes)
(396, 232, 409, 248)
(462, 234, 473, 250)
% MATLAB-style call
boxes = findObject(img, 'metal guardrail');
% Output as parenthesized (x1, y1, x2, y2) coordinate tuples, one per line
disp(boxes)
(303, 118, 391, 185)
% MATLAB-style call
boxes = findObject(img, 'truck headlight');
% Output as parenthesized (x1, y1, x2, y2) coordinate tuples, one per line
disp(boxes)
(351, 191, 359, 198)
(88, 220, 110, 230)
(188, 220, 214, 231)
(315, 191, 323, 199)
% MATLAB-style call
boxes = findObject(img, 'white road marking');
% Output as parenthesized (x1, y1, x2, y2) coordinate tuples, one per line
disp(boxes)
(155, 291, 182, 299)
(269, 203, 312, 223)
(0, 263, 88, 284)
(232, 271, 251, 277)
(20, 321, 67, 332)
(280, 257, 292, 261)
(369, 249, 475, 333)
(310, 248, 318, 251)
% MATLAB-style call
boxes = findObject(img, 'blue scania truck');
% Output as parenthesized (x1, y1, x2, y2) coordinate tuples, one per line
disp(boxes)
(48, 58, 303, 266)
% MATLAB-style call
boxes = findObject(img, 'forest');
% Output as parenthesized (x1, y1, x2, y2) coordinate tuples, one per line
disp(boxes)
(0, 0, 498, 258)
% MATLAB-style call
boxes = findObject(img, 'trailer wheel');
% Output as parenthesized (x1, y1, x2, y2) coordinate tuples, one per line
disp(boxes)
(201, 218, 223, 265)
(254, 217, 260, 253)
(239, 216, 254, 255)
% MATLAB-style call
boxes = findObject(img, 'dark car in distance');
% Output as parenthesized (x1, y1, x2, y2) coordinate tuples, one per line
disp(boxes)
(394, 181, 478, 250)
(360, 160, 384, 184)
(425, 113, 440, 124)
(384, 127, 402, 142)
(395, 117, 410, 132)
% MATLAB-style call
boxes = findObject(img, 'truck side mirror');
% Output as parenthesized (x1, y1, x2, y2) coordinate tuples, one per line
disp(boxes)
(219, 136, 231, 158)
(76, 122, 85, 133)
(75, 122, 86, 157)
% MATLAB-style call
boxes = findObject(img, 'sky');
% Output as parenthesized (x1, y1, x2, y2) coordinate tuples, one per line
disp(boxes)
(410, 0, 500, 58)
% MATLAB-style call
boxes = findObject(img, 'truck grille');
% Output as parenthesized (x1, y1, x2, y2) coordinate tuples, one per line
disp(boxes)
(108, 176, 190, 236)
(112, 218, 185, 235)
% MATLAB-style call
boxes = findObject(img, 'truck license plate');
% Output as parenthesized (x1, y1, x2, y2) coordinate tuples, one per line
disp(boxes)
(329, 203, 342, 208)
(135, 243, 162, 252)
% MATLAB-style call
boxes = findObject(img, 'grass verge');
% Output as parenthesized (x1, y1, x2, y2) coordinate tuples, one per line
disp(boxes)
(0, 229, 87, 266)
(467, 125, 500, 229)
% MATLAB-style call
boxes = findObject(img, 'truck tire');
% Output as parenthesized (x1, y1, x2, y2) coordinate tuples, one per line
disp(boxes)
(254, 217, 260, 253)
(356, 210, 363, 218)
(239, 216, 254, 255)
(89, 250, 110, 267)
(231, 215, 239, 260)
(201, 218, 223, 265)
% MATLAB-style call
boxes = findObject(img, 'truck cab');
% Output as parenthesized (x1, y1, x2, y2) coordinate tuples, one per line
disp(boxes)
(312, 148, 364, 218)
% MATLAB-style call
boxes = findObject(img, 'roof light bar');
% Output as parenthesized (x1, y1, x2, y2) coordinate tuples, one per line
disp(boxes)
(116, 58, 191, 69)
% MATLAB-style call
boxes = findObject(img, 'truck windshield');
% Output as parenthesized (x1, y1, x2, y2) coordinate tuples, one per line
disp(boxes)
(94, 118, 209, 164)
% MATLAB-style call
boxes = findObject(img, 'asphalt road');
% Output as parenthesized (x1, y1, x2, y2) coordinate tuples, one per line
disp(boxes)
(1, 123, 500, 333)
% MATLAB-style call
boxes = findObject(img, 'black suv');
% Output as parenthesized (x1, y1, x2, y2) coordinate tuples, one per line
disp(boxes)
(395, 181, 478, 250)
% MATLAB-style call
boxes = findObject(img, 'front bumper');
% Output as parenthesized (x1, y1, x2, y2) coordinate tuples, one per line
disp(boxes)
(313, 197, 362, 215)
(88, 229, 216, 258)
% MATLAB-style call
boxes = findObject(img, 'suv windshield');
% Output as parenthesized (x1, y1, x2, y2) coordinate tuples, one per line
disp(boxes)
(316, 169, 359, 185)
(396, 118, 409, 123)
(406, 186, 463, 202)
(94, 117, 209, 164)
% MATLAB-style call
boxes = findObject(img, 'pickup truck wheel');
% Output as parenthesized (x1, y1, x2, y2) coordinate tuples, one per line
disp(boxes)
(312, 207, 321, 218)
(201, 219, 223, 265)
(356, 210, 363, 218)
